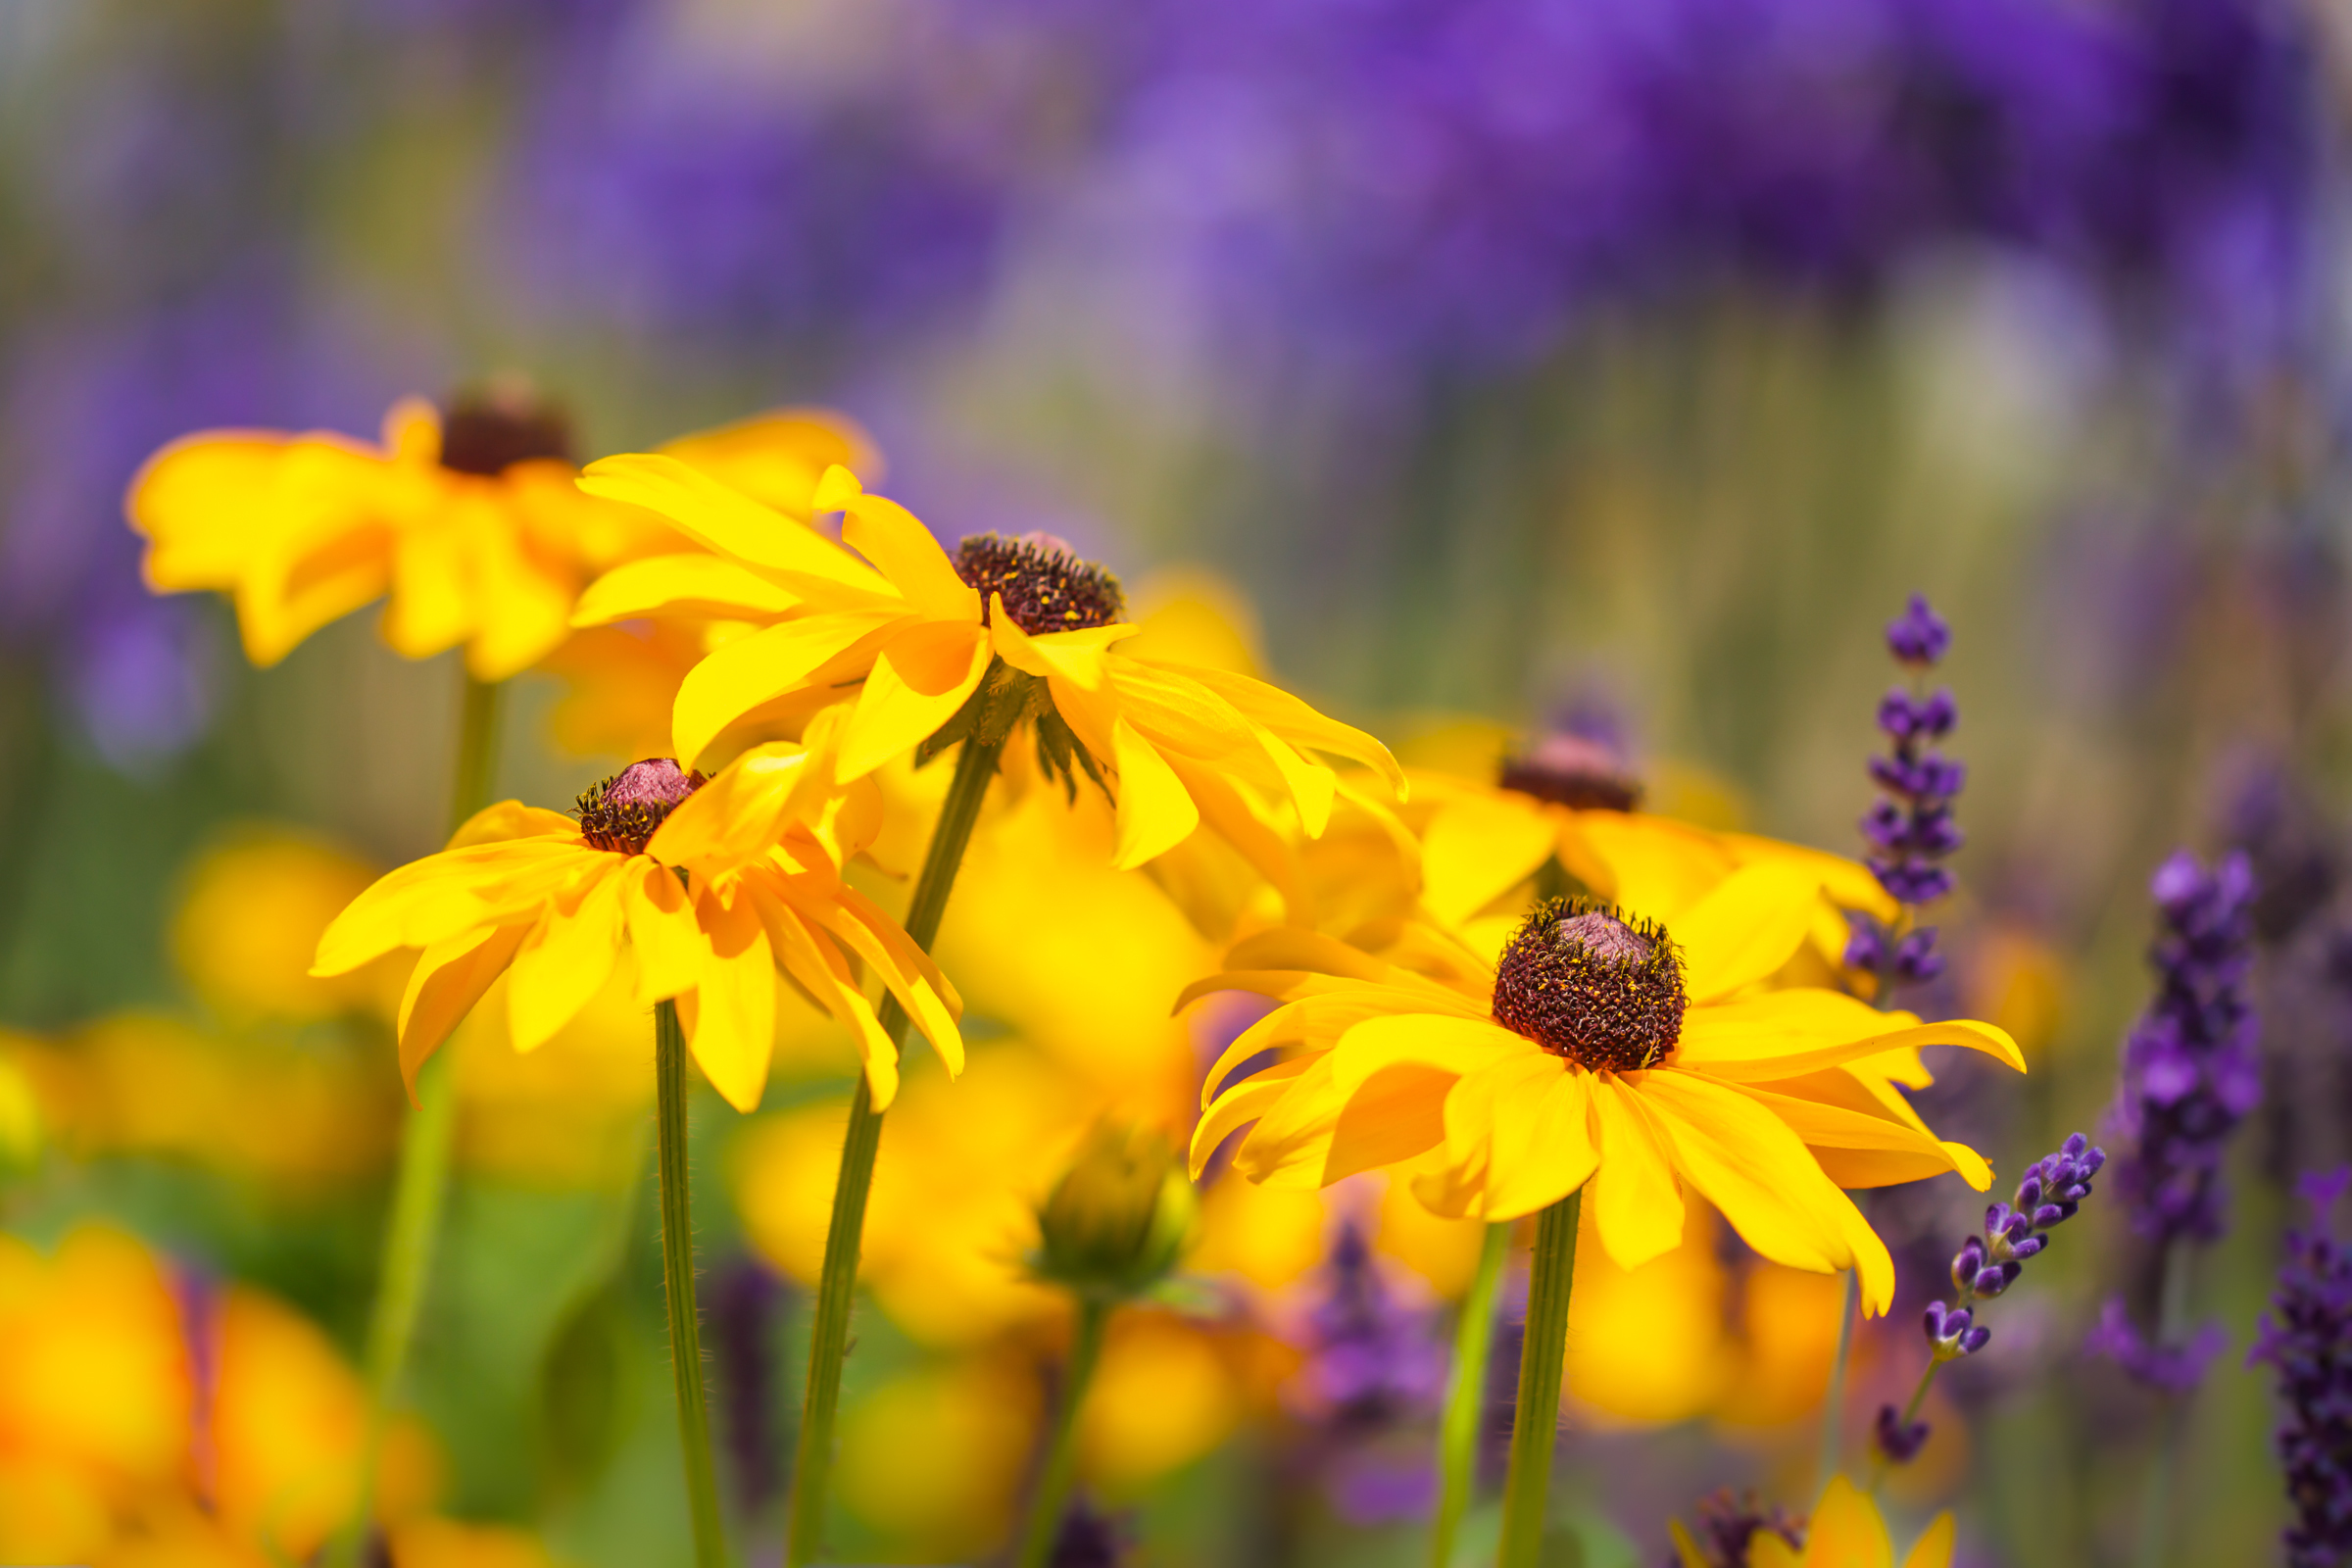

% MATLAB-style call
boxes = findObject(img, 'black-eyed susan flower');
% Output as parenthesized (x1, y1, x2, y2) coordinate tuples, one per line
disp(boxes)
(129, 386, 870, 681)
(568, 460, 1401, 871)
(311, 730, 959, 1112)
(1187, 878, 2024, 1316)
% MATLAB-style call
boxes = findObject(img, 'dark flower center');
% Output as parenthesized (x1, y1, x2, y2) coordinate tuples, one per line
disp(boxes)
(576, 758, 706, 856)
(439, 387, 574, 477)
(1497, 733, 1642, 812)
(952, 532, 1125, 636)
(1491, 898, 1686, 1073)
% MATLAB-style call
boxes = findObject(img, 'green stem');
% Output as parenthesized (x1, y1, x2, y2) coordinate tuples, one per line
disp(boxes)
(659, 1000, 729, 1568)
(1429, 1221, 1510, 1568)
(1011, 1298, 1112, 1568)
(784, 725, 1008, 1566)
(1497, 1192, 1581, 1568)
(1817, 1265, 1858, 1486)
(2132, 1239, 2194, 1568)
(326, 671, 502, 1568)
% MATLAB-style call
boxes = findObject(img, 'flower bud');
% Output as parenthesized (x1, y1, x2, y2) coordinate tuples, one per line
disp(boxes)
(1033, 1122, 1197, 1302)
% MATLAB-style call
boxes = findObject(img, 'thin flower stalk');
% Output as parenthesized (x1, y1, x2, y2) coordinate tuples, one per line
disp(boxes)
(327, 672, 504, 1568)
(1013, 1298, 1112, 1568)
(1496, 1192, 1580, 1568)
(658, 999, 730, 1568)
(784, 712, 1012, 1567)
(1430, 1221, 1510, 1568)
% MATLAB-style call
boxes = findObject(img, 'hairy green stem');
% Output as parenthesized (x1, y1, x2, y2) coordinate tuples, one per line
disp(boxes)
(1011, 1298, 1112, 1568)
(1497, 1192, 1581, 1568)
(1429, 1221, 1510, 1568)
(659, 1000, 730, 1568)
(784, 725, 1008, 1566)
(327, 672, 502, 1568)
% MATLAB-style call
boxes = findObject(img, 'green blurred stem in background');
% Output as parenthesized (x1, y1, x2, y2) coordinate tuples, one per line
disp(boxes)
(1011, 1297, 1111, 1568)
(2134, 1239, 2195, 1568)
(658, 998, 730, 1568)
(784, 724, 1008, 1567)
(1818, 1266, 1859, 1483)
(328, 672, 504, 1568)
(1429, 1220, 1510, 1568)
(1496, 1191, 1581, 1568)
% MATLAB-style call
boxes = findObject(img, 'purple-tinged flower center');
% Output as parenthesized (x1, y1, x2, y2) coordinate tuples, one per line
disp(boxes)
(952, 532, 1125, 636)
(1491, 899, 1686, 1074)
(575, 758, 706, 857)
(1496, 733, 1642, 811)
(438, 387, 574, 477)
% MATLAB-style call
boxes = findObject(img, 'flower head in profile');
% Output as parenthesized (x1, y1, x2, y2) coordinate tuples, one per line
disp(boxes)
(311, 722, 958, 1110)
(1670, 1477, 1952, 1568)
(130, 388, 869, 680)
(569, 459, 1401, 872)
(1189, 875, 2023, 1314)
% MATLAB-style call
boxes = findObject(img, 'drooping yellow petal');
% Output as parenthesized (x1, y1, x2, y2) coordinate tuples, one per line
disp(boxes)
(1223, 927, 1401, 985)
(1720, 831, 1900, 922)
(1157, 661, 1404, 797)
(395, 923, 528, 1101)
(687, 889, 778, 1113)
(507, 858, 627, 1052)
(1438, 1051, 1561, 1176)
(1421, 794, 1556, 928)
(1733, 1076, 1992, 1192)
(1327, 1012, 1523, 1099)
(1668, 1522, 1716, 1568)
(784, 875, 965, 1076)
(647, 742, 818, 874)
(1629, 1070, 1851, 1277)
(577, 454, 896, 598)
(838, 622, 991, 779)
(312, 840, 595, 973)
(1572, 812, 1737, 923)
(447, 802, 578, 850)
(1481, 1066, 1597, 1220)
(1803, 1475, 1897, 1568)
(839, 494, 979, 622)
(658, 407, 876, 515)
(621, 859, 704, 1005)
(1750, 1536, 1804, 1568)
(1321, 1060, 1457, 1185)
(1110, 718, 1200, 869)
(991, 605, 1139, 690)
(1161, 752, 1314, 925)
(1585, 1074, 1687, 1271)
(754, 887, 902, 1108)
(1899, 1513, 1955, 1568)
(1676, 993, 2024, 1082)
(571, 552, 802, 627)
(1191, 1059, 1316, 1176)
(1228, 1054, 1350, 1187)
(1673, 859, 1825, 1003)
(670, 608, 908, 766)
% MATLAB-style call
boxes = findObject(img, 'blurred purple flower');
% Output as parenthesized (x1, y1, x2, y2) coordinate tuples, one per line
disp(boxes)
(2250, 1168, 2352, 1568)
(2087, 1297, 2227, 1395)
(1285, 1216, 1446, 1525)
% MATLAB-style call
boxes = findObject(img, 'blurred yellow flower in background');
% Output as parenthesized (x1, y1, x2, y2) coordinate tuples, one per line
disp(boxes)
(834, 1353, 1040, 1561)
(1191, 889, 2022, 1314)
(1671, 1475, 1954, 1568)
(170, 826, 403, 1025)
(314, 738, 959, 1110)
(1565, 1202, 1737, 1426)
(1079, 1310, 1242, 1486)
(129, 390, 869, 680)
(571, 460, 1401, 874)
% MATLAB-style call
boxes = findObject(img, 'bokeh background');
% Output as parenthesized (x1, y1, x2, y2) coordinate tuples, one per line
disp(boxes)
(0, 1, 2345, 1564)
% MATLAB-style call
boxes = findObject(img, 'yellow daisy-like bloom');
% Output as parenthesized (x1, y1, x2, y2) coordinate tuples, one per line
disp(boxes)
(129, 389, 868, 681)
(1187, 875, 2023, 1314)
(568, 459, 1402, 871)
(1671, 1476, 1954, 1568)
(311, 732, 959, 1112)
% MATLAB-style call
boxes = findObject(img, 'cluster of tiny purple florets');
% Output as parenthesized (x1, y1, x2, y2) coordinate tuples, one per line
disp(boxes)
(2250, 1170, 2352, 1568)
(2109, 850, 2263, 1247)
(1876, 1135, 2102, 1464)
(1845, 595, 1965, 990)
(1288, 1219, 1446, 1525)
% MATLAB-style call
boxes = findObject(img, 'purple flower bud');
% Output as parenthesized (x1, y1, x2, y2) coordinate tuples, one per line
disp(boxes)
(1915, 689, 1957, 738)
(1886, 594, 1951, 667)
(1924, 1300, 1950, 1341)
(1958, 1325, 1991, 1355)
(1973, 1267, 2011, 1298)
(2014, 1175, 2043, 1210)
(1891, 928, 1943, 983)
(1984, 1202, 2013, 1235)
(1842, 920, 1886, 972)
(2009, 1235, 2046, 1260)
(1860, 800, 1908, 850)
(2032, 1203, 2067, 1228)
(1873, 1403, 1932, 1464)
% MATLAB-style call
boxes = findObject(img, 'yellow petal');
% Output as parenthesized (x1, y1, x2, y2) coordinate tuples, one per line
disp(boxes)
(687, 889, 777, 1112)
(312, 841, 594, 973)
(753, 885, 901, 1109)
(670, 608, 908, 766)
(1585, 1075, 1686, 1270)
(1321, 1060, 1456, 1185)
(1481, 1066, 1597, 1220)
(1805, 1475, 1896, 1568)
(622, 860, 703, 1004)
(1900, 1514, 1955, 1568)
(1676, 993, 2025, 1082)
(1720, 831, 1900, 921)
(647, 742, 817, 874)
(1750, 1536, 1805, 1568)
(506, 860, 627, 1052)
(1735, 1079, 1990, 1192)
(1629, 1070, 1851, 1276)
(1191, 1059, 1315, 1177)
(1668, 1522, 1715, 1568)
(1421, 793, 1556, 928)
(1571, 812, 1736, 923)
(1161, 751, 1315, 925)
(1327, 1012, 1523, 1098)
(395, 924, 528, 1101)
(1438, 1051, 1559, 1173)
(447, 802, 577, 850)
(571, 552, 801, 627)
(658, 408, 876, 516)
(838, 622, 991, 779)
(1228, 1054, 1350, 1187)
(1156, 661, 1404, 797)
(1673, 859, 1824, 1003)
(577, 453, 895, 597)
(1110, 718, 1200, 869)
(839, 493, 979, 622)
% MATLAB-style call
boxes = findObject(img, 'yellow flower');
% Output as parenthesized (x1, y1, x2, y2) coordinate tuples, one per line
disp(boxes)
(569, 459, 1401, 870)
(129, 391, 868, 681)
(169, 827, 401, 1025)
(1671, 1476, 1954, 1568)
(1188, 881, 2023, 1314)
(311, 733, 959, 1111)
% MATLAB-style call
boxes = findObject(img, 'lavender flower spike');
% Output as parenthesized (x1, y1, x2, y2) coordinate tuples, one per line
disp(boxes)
(2111, 850, 2262, 1246)
(2250, 1169, 2352, 1568)
(1845, 594, 1964, 993)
